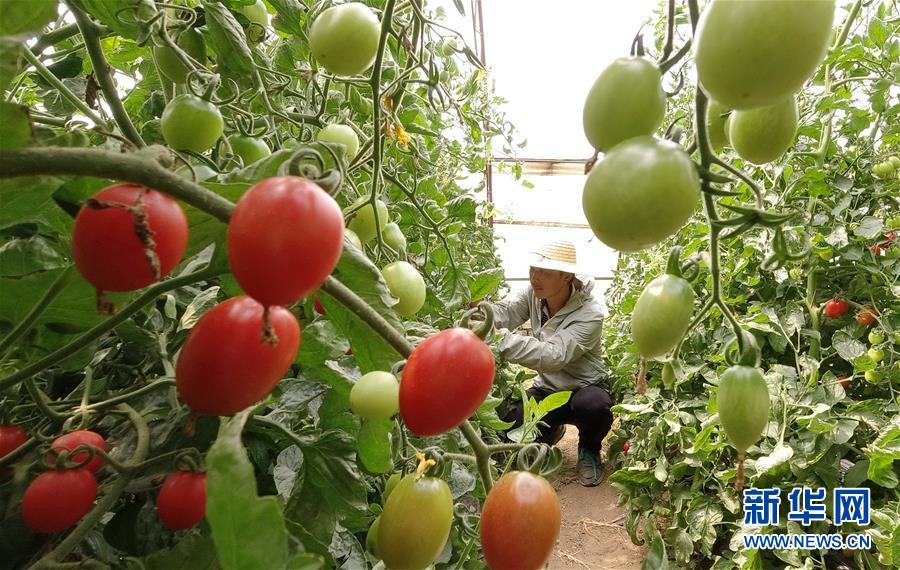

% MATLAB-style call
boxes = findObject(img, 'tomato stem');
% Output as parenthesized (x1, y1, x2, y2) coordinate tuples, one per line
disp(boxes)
(458, 420, 493, 492)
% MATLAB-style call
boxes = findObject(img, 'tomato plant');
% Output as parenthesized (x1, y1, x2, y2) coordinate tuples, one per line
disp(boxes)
(157, 471, 207, 531)
(400, 328, 495, 436)
(479, 471, 560, 570)
(72, 184, 189, 293)
(160, 95, 224, 153)
(309, 3, 381, 77)
(378, 473, 453, 570)
(349, 371, 399, 420)
(381, 261, 426, 317)
(582, 57, 666, 152)
(175, 296, 301, 415)
(228, 177, 344, 307)
(48, 430, 106, 473)
(582, 136, 700, 252)
(22, 470, 98, 534)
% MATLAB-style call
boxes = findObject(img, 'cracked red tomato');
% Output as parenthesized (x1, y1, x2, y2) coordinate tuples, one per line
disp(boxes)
(72, 184, 188, 292)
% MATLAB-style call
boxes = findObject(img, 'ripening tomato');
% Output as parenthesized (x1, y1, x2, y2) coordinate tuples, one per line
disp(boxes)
(317, 124, 360, 160)
(837, 375, 849, 390)
(728, 96, 798, 165)
(153, 28, 206, 84)
(382, 261, 427, 317)
(694, 0, 836, 109)
(175, 296, 300, 415)
(347, 198, 389, 244)
(823, 299, 850, 318)
(48, 430, 106, 473)
(157, 471, 207, 531)
(309, 3, 381, 76)
(400, 328, 495, 436)
(161, 94, 224, 152)
(630, 273, 694, 358)
(623, 441, 631, 452)
(582, 57, 666, 152)
(705, 100, 730, 152)
(717, 366, 770, 453)
(22, 469, 98, 533)
(856, 306, 878, 327)
(229, 135, 271, 165)
(378, 473, 453, 570)
(0, 425, 27, 459)
(227, 177, 344, 307)
(583, 136, 700, 252)
(72, 184, 189, 292)
(480, 471, 561, 570)
(350, 371, 399, 420)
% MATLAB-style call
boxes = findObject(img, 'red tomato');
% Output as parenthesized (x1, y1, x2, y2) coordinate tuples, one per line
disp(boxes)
(176, 296, 300, 415)
(157, 471, 207, 531)
(868, 244, 883, 256)
(0, 425, 27, 458)
(823, 299, 849, 318)
(856, 306, 878, 327)
(400, 328, 495, 436)
(72, 184, 188, 292)
(837, 376, 849, 390)
(480, 471, 561, 570)
(48, 430, 106, 473)
(623, 442, 630, 452)
(314, 297, 327, 316)
(227, 177, 344, 307)
(22, 469, 98, 533)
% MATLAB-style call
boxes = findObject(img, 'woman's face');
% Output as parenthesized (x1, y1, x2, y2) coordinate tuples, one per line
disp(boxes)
(529, 267, 572, 300)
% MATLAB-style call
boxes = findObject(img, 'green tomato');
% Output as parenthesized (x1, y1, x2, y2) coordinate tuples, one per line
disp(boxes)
(365, 516, 380, 557)
(728, 96, 798, 165)
(705, 100, 730, 152)
(382, 222, 407, 253)
(439, 69, 451, 83)
(344, 228, 363, 251)
(662, 362, 676, 388)
(348, 199, 389, 244)
(153, 28, 206, 85)
(161, 95, 223, 153)
(883, 159, 897, 173)
(309, 3, 381, 76)
(317, 123, 360, 160)
(694, 0, 836, 109)
(873, 162, 893, 178)
(864, 369, 881, 383)
(630, 274, 695, 358)
(868, 331, 885, 345)
(378, 474, 453, 570)
(582, 57, 666, 152)
(229, 135, 271, 165)
(175, 163, 217, 182)
(889, 156, 900, 168)
(382, 261, 427, 317)
(240, 0, 269, 28)
(350, 371, 399, 420)
(717, 366, 770, 453)
(867, 348, 884, 363)
(437, 37, 458, 57)
(383, 472, 401, 501)
(582, 136, 700, 252)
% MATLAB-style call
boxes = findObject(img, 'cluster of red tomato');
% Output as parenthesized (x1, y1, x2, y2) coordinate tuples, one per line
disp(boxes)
(823, 298, 879, 327)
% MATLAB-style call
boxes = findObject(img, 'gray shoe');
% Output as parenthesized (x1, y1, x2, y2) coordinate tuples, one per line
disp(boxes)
(577, 447, 603, 487)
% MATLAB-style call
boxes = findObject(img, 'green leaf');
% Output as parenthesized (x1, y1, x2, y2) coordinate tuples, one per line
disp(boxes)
(207, 412, 289, 570)
(142, 535, 219, 570)
(0, 102, 32, 149)
(642, 535, 669, 569)
(203, 1, 254, 75)
(832, 332, 866, 362)
(0, 176, 72, 233)
(538, 390, 571, 415)
(854, 216, 884, 239)
(268, 0, 307, 38)
(79, 0, 157, 40)
(469, 268, 504, 300)
(0, 38, 22, 92)
(357, 418, 393, 474)
(754, 444, 794, 474)
(0, 0, 56, 38)
(0, 236, 66, 277)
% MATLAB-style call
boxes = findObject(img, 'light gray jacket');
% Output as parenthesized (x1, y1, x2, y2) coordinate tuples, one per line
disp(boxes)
(487, 278, 609, 391)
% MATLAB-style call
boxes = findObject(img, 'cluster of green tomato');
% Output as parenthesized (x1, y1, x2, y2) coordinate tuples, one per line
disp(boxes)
(872, 155, 900, 179)
(580, 0, 838, 465)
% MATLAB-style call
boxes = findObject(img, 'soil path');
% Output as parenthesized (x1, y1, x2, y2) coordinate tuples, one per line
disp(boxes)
(549, 428, 648, 570)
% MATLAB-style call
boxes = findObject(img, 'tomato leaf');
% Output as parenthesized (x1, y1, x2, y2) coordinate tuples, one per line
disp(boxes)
(357, 418, 392, 474)
(641, 535, 668, 570)
(79, 0, 156, 40)
(0, 102, 32, 149)
(207, 411, 289, 570)
(0, 0, 56, 38)
(203, 1, 254, 75)
(142, 534, 219, 570)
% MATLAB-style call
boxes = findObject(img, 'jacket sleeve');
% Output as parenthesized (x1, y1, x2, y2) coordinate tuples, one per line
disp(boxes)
(485, 287, 532, 331)
(498, 317, 603, 373)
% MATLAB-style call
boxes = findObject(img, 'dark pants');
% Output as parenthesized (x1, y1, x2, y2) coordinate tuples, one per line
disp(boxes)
(501, 384, 614, 452)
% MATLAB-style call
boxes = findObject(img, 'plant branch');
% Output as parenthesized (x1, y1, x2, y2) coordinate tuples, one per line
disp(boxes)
(69, 3, 145, 147)
(659, 0, 677, 62)
(20, 49, 107, 127)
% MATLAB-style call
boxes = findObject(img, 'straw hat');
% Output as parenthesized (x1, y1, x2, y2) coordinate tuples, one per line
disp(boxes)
(529, 240, 582, 274)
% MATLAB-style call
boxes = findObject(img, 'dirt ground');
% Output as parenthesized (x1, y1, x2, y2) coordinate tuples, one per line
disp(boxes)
(548, 427, 648, 570)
